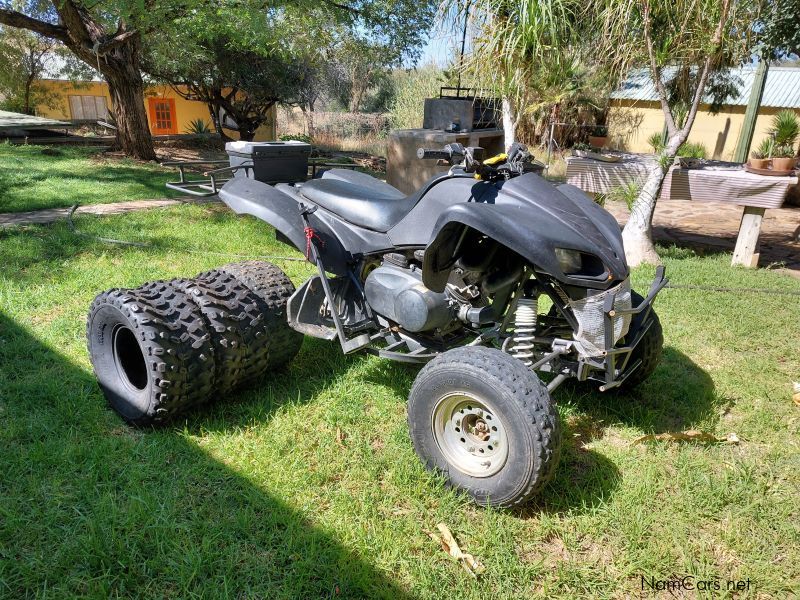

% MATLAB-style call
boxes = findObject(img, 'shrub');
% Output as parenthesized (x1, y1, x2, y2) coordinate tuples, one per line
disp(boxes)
(184, 119, 213, 135)
(647, 132, 665, 153)
(280, 133, 313, 144)
(677, 142, 707, 159)
(752, 137, 775, 159)
(607, 180, 642, 211)
(646, 134, 705, 158)
(768, 110, 799, 148)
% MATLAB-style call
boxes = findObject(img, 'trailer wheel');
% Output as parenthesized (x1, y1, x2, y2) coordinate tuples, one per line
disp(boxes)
(87, 282, 215, 426)
(202, 261, 303, 372)
(408, 346, 560, 508)
(616, 291, 663, 389)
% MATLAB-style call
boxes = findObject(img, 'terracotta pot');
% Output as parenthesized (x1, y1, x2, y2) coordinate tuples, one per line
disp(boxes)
(749, 158, 771, 169)
(588, 135, 607, 149)
(772, 157, 797, 171)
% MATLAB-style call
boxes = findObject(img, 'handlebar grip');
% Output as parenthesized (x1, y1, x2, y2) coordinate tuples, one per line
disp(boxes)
(417, 148, 451, 160)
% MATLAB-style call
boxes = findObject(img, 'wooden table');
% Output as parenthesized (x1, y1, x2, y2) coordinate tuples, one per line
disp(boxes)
(565, 155, 798, 267)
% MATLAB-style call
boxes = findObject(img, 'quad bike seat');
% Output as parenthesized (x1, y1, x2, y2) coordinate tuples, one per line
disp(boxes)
(299, 169, 419, 232)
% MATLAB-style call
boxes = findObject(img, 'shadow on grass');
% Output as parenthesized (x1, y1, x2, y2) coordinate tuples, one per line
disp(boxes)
(557, 346, 719, 433)
(0, 312, 410, 598)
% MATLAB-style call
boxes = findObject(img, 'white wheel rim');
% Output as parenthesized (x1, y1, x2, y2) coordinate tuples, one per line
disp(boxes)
(431, 391, 509, 478)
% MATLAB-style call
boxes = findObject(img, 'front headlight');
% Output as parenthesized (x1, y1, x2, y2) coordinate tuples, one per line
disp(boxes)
(554, 248, 606, 277)
(554, 248, 583, 274)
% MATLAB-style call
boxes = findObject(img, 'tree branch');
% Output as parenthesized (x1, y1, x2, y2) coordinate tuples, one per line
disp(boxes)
(93, 29, 139, 54)
(681, 0, 731, 137)
(642, 1, 677, 138)
(0, 8, 68, 42)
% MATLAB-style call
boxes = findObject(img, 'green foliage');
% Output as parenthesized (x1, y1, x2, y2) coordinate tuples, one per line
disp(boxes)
(677, 142, 707, 159)
(458, 0, 583, 107)
(760, 0, 800, 57)
(184, 119, 213, 135)
(768, 110, 799, 148)
(772, 144, 796, 158)
(0, 25, 60, 115)
(607, 180, 641, 210)
(648, 132, 666, 153)
(649, 134, 706, 159)
(752, 137, 776, 159)
(389, 64, 454, 129)
(280, 133, 313, 144)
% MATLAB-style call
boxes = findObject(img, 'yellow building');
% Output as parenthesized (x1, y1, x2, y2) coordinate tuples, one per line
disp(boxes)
(34, 75, 275, 141)
(608, 66, 800, 160)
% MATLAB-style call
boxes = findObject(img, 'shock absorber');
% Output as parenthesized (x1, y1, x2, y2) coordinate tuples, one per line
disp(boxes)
(510, 295, 538, 366)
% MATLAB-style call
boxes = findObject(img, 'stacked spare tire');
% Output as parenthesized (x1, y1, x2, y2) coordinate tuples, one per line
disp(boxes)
(87, 261, 303, 426)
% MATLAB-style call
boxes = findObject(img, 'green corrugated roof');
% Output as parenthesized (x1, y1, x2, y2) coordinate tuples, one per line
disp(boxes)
(611, 66, 800, 109)
(0, 110, 73, 131)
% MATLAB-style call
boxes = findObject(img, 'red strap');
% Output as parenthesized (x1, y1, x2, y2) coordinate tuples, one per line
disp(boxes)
(304, 226, 325, 260)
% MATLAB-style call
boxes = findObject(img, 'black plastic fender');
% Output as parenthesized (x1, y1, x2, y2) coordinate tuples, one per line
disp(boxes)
(422, 176, 629, 292)
(219, 177, 307, 253)
(218, 177, 392, 276)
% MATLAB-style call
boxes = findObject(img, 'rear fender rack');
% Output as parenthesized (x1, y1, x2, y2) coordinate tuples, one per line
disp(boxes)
(162, 159, 233, 197)
(162, 159, 361, 197)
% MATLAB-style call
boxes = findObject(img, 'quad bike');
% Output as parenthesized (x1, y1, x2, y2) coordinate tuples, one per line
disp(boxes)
(87, 142, 666, 508)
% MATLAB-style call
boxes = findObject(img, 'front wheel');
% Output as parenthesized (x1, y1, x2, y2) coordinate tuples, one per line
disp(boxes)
(407, 346, 560, 508)
(616, 291, 663, 389)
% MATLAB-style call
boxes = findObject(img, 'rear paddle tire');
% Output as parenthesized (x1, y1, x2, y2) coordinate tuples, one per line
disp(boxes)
(200, 261, 303, 372)
(86, 282, 215, 426)
(408, 346, 560, 508)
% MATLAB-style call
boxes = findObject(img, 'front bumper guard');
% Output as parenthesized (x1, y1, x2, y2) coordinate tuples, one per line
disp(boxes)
(588, 265, 668, 391)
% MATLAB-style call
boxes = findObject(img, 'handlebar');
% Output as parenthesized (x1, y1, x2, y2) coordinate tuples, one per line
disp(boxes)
(416, 148, 453, 160)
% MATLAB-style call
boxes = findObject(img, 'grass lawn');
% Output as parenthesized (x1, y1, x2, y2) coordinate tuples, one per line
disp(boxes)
(1, 203, 798, 598)
(0, 143, 178, 213)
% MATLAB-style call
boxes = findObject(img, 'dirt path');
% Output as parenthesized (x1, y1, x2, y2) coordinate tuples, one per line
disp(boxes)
(0, 197, 216, 228)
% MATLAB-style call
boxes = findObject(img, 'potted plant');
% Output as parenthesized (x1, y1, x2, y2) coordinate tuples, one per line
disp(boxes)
(588, 125, 608, 149)
(772, 144, 797, 172)
(750, 138, 775, 169)
(770, 110, 799, 148)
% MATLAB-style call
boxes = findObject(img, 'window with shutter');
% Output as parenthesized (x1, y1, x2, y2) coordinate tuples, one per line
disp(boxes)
(68, 95, 109, 121)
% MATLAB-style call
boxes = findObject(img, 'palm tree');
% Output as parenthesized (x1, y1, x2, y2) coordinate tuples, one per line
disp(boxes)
(593, 0, 756, 265)
(450, 0, 583, 150)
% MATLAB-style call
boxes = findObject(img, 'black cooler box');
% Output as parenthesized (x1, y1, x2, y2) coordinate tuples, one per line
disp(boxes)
(225, 140, 312, 184)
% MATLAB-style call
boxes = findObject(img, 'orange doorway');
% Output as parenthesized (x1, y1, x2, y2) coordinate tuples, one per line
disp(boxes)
(148, 98, 177, 135)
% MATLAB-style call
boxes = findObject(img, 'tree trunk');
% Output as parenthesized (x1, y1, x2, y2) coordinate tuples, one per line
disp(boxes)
(23, 76, 33, 114)
(206, 102, 232, 142)
(621, 160, 668, 266)
(502, 96, 517, 151)
(301, 105, 315, 137)
(105, 63, 156, 160)
(622, 137, 682, 266)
